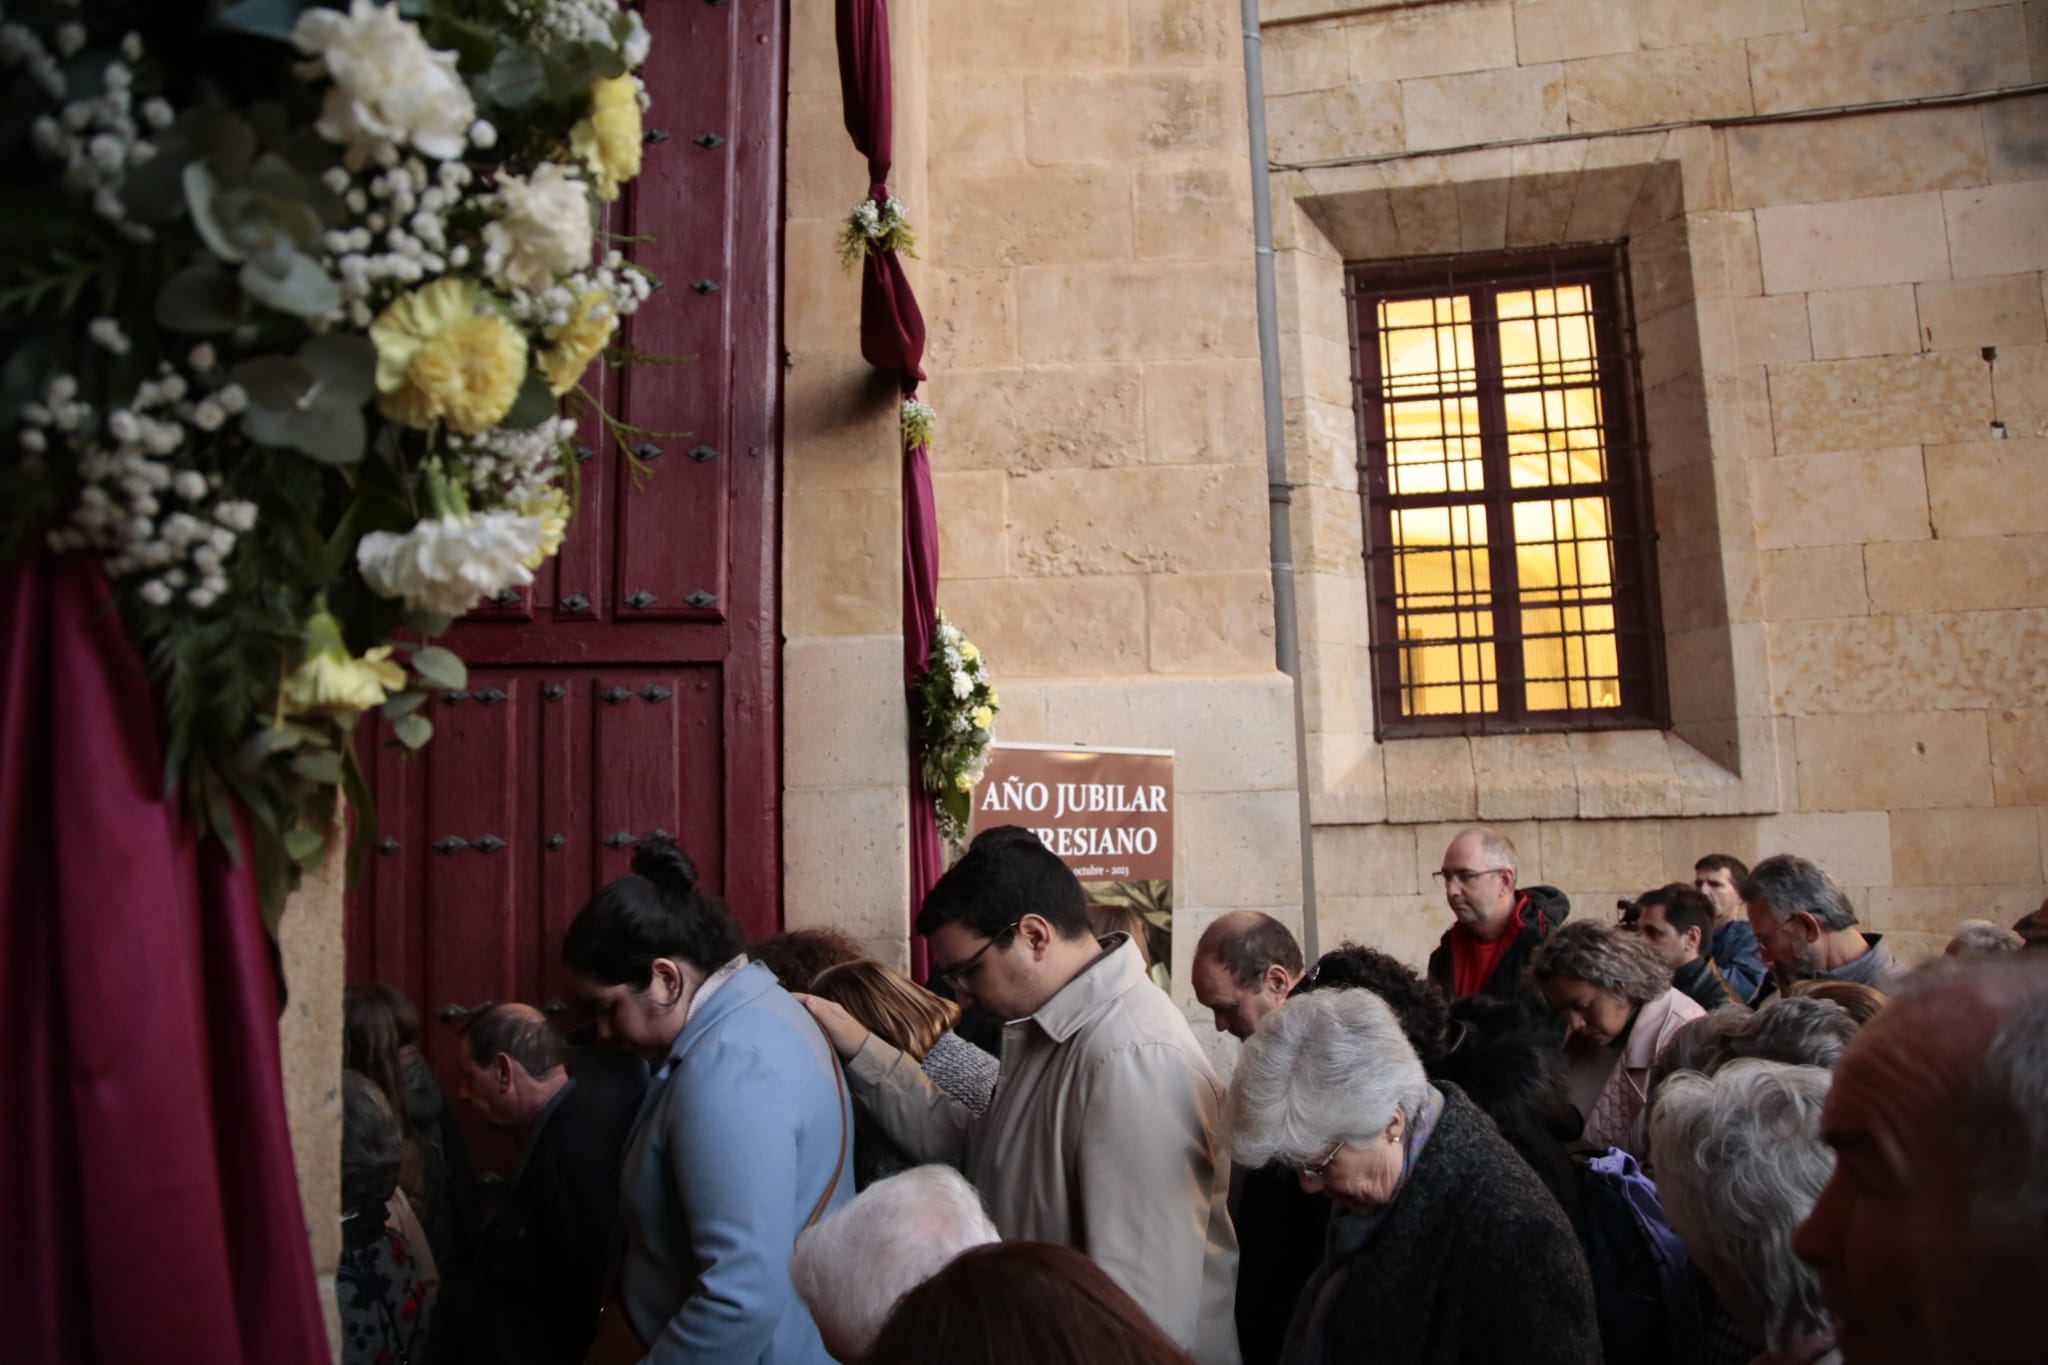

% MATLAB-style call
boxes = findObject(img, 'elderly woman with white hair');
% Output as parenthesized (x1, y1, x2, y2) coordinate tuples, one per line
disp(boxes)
(1226, 989, 1598, 1365)
(1530, 918, 1705, 1157)
(1651, 1061, 1840, 1365)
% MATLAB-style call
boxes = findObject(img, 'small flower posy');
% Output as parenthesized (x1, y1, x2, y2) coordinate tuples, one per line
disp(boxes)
(0, 0, 656, 917)
(837, 194, 919, 272)
(901, 397, 935, 451)
(916, 612, 1000, 843)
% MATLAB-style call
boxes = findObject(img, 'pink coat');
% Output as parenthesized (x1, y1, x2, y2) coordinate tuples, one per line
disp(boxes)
(1582, 988, 1706, 1158)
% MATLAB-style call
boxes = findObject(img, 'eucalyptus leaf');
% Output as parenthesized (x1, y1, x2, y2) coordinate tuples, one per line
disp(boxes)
(191, 108, 258, 181)
(383, 690, 429, 719)
(299, 334, 377, 403)
(500, 369, 558, 430)
(403, 610, 456, 637)
(284, 826, 329, 867)
(231, 354, 318, 410)
(291, 401, 366, 465)
(391, 713, 434, 750)
(481, 44, 548, 108)
(239, 252, 340, 318)
(411, 645, 468, 691)
(291, 749, 346, 785)
(185, 162, 246, 263)
(215, 0, 322, 42)
(156, 263, 247, 334)
(237, 724, 307, 769)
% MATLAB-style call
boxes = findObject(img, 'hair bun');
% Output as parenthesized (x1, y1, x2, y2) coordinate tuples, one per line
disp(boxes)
(632, 832, 699, 897)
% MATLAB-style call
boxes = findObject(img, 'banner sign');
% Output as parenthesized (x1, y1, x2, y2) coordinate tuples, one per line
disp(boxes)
(974, 743, 1175, 989)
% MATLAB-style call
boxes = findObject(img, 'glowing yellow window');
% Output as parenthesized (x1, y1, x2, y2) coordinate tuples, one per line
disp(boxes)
(1350, 248, 1665, 735)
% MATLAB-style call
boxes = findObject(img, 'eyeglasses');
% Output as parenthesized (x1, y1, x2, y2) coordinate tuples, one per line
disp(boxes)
(1297, 1139, 1346, 1180)
(1432, 867, 1510, 887)
(937, 921, 1021, 986)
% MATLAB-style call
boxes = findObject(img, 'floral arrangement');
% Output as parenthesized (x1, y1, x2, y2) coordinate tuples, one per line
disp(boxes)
(915, 611, 999, 842)
(900, 395, 933, 450)
(0, 0, 656, 921)
(837, 193, 916, 272)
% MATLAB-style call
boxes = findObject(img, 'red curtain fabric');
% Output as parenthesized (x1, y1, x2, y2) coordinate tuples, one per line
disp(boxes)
(837, 0, 943, 964)
(0, 550, 332, 1365)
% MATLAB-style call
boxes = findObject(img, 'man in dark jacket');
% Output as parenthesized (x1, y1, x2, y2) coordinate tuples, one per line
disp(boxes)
(1694, 853, 1769, 1002)
(1426, 827, 1570, 1004)
(441, 1003, 618, 1365)
(1623, 883, 1745, 1013)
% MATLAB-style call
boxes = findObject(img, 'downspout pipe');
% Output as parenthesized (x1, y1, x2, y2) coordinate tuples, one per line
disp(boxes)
(1240, 0, 1320, 961)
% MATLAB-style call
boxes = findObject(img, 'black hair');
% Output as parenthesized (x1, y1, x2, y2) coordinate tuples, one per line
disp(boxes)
(1291, 941, 1448, 1063)
(1694, 852, 1751, 883)
(915, 825, 1091, 942)
(560, 833, 744, 986)
(1632, 882, 1717, 948)
(341, 1070, 404, 1221)
(463, 1003, 568, 1077)
(1206, 912, 1305, 987)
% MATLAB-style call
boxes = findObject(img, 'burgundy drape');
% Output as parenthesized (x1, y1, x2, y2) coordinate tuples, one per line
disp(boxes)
(0, 550, 332, 1365)
(837, 0, 942, 968)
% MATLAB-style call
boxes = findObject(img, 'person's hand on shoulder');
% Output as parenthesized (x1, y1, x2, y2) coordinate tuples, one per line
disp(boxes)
(793, 993, 870, 1060)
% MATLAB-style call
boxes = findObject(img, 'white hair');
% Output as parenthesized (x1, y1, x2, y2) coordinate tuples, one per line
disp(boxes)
(788, 1164, 999, 1360)
(1949, 919, 2024, 956)
(1225, 988, 1428, 1169)
(1649, 1061, 1834, 1350)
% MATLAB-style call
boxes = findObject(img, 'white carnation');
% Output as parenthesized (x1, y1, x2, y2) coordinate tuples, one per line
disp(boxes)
(951, 670, 972, 700)
(483, 162, 594, 292)
(356, 512, 543, 617)
(293, 0, 476, 163)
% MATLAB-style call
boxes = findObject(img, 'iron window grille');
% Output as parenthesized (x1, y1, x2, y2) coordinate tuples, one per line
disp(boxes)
(1347, 243, 1666, 739)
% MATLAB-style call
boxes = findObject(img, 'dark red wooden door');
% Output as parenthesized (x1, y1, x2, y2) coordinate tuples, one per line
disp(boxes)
(345, 0, 784, 1159)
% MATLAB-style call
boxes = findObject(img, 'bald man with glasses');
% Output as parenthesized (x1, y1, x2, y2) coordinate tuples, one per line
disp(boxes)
(1424, 827, 1572, 1003)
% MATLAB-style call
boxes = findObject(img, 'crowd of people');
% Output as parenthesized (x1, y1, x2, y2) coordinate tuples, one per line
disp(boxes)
(335, 825, 2048, 1365)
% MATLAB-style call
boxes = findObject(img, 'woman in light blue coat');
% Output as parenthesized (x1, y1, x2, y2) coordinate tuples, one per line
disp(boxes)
(563, 835, 852, 1363)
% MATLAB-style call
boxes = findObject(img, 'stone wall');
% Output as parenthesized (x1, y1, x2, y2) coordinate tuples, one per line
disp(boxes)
(1261, 0, 2048, 969)
(780, 0, 1308, 1033)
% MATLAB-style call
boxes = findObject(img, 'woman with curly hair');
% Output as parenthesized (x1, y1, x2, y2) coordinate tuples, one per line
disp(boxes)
(1530, 919, 1705, 1157)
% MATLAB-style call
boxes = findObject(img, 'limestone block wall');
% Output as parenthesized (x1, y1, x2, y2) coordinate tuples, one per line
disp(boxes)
(903, 0, 1306, 1032)
(780, 0, 920, 962)
(1260, 0, 2048, 970)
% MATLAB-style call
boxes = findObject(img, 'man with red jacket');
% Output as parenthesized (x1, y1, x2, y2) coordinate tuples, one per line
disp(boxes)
(1425, 827, 1570, 1003)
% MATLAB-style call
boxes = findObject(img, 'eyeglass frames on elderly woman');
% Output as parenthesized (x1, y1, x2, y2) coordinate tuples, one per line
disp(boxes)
(1297, 1139, 1346, 1181)
(937, 920, 1022, 987)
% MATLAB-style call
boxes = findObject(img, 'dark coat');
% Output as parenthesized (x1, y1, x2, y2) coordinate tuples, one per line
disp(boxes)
(441, 1081, 618, 1365)
(1427, 886, 1572, 1005)
(1289, 1086, 1601, 1365)
(1232, 1161, 1331, 1365)
(1707, 919, 1768, 1004)
(1672, 955, 1745, 1013)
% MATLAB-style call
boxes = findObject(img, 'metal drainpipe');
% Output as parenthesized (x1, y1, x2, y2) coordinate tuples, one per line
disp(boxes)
(1240, 0, 1320, 961)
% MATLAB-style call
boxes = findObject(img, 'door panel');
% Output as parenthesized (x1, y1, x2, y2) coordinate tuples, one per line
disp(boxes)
(345, 0, 785, 1178)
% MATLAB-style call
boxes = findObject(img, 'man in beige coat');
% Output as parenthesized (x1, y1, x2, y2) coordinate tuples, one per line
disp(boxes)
(800, 828, 1241, 1365)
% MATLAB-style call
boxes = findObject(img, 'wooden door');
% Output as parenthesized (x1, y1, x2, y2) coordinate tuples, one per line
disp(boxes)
(345, 0, 785, 1163)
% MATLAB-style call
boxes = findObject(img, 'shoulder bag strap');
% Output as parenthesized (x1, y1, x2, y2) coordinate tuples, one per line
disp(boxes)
(804, 1020, 850, 1229)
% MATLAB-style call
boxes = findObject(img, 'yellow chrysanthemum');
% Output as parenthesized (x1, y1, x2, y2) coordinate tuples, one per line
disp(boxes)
(959, 640, 980, 664)
(518, 487, 570, 569)
(283, 645, 406, 715)
(987, 688, 1001, 708)
(953, 770, 976, 793)
(570, 74, 643, 202)
(971, 705, 994, 731)
(372, 278, 529, 435)
(539, 289, 617, 396)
